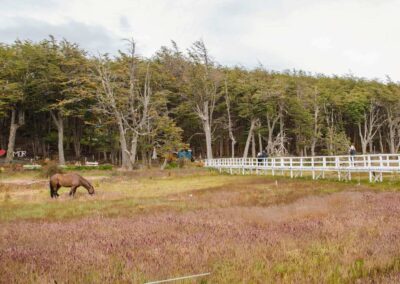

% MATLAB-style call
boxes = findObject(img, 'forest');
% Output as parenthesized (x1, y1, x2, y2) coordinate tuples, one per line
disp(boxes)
(1, 37, 400, 169)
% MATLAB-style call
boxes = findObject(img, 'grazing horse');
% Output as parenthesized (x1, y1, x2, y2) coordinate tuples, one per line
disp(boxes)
(50, 173, 95, 198)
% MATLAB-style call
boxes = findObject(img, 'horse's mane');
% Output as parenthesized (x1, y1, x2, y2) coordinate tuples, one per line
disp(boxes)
(78, 175, 93, 189)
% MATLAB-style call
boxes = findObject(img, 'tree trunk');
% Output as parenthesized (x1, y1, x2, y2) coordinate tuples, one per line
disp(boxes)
(388, 119, 396, 154)
(50, 111, 66, 165)
(141, 148, 147, 166)
(311, 140, 316, 156)
(219, 137, 224, 157)
(116, 114, 132, 170)
(258, 132, 263, 152)
(243, 119, 257, 158)
(160, 158, 168, 170)
(379, 130, 384, 153)
(0, 118, 6, 149)
(202, 118, 213, 159)
(224, 81, 236, 158)
(57, 121, 65, 164)
(231, 140, 236, 158)
(5, 109, 24, 164)
(41, 140, 47, 158)
(130, 133, 138, 166)
(251, 132, 256, 158)
(386, 108, 400, 154)
(266, 113, 277, 154)
(311, 105, 319, 156)
(6, 112, 18, 164)
(359, 121, 368, 154)
(196, 101, 214, 160)
(358, 105, 381, 155)
(72, 118, 82, 159)
(148, 149, 153, 167)
(278, 105, 285, 153)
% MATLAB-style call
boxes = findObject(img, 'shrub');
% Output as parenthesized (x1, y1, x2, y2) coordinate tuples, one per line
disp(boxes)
(11, 164, 23, 171)
(177, 158, 186, 168)
(63, 165, 113, 171)
(193, 161, 204, 167)
(164, 161, 178, 169)
(41, 163, 64, 177)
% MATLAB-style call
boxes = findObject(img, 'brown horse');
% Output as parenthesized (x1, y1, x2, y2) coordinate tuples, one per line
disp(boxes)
(50, 173, 95, 198)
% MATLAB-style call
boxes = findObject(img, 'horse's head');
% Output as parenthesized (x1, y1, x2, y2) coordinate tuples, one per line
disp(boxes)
(88, 185, 95, 195)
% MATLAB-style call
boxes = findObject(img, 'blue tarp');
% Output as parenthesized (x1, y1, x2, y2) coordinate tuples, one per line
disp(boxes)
(177, 149, 192, 160)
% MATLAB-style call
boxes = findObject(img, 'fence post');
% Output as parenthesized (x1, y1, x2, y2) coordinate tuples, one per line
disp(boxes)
(290, 157, 293, 178)
(272, 158, 275, 176)
(368, 155, 372, 182)
(300, 157, 303, 177)
(312, 157, 315, 180)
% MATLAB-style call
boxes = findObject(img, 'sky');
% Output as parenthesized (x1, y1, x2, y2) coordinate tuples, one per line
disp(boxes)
(1, 0, 400, 81)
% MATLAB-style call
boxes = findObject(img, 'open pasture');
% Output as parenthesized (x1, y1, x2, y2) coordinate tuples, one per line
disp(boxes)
(1, 169, 400, 283)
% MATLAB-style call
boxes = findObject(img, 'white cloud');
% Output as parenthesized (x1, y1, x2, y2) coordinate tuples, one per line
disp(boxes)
(0, 0, 399, 80)
(311, 37, 333, 50)
(342, 49, 380, 65)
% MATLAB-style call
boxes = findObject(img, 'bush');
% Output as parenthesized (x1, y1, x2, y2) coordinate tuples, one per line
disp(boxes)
(164, 161, 178, 169)
(62, 164, 113, 171)
(41, 163, 64, 178)
(177, 158, 186, 168)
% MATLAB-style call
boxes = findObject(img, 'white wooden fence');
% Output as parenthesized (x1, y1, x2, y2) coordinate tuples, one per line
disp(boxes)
(205, 154, 400, 182)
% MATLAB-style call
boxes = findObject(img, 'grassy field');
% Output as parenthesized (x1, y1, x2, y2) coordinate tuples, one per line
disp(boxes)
(1, 168, 400, 283)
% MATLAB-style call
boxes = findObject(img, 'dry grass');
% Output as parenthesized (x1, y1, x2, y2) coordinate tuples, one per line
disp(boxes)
(1, 168, 400, 283)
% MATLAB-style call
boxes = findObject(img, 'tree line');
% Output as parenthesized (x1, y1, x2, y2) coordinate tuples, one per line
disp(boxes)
(1, 37, 400, 169)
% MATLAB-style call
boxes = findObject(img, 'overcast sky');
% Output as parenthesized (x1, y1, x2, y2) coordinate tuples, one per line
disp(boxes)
(1, 0, 399, 81)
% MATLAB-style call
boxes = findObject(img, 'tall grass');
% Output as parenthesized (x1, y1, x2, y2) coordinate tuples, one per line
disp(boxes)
(1, 169, 400, 283)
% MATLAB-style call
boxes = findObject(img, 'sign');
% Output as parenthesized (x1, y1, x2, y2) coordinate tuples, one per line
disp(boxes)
(13, 151, 27, 158)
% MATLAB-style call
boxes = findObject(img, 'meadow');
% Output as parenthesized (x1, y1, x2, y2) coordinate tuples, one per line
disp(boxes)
(1, 168, 400, 283)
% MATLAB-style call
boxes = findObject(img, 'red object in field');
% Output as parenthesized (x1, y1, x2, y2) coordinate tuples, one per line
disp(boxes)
(0, 149, 6, 157)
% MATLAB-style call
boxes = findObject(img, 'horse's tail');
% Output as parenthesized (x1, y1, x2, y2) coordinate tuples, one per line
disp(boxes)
(49, 181, 55, 198)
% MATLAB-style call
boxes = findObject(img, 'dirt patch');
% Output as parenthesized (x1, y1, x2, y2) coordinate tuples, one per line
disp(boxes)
(1, 175, 109, 186)
(0, 179, 47, 186)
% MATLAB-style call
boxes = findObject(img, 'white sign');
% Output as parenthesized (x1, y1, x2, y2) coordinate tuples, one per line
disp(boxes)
(13, 151, 27, 158)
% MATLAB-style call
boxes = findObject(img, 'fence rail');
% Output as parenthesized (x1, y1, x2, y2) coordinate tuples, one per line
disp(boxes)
(205, 154, 400, 182)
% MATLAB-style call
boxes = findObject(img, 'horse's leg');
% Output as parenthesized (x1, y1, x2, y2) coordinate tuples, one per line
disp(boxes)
(55, 185, 61, 198)
(50, 182, 54, 198)
(72, 186, 80, 196)
(69, 186, 77, 197)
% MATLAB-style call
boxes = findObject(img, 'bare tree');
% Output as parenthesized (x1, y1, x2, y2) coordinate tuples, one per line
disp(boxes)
(265, 110, 280, 154)
(224, 79, 236, 157)
(269, 132, 288, 156)
(94, 40, 151, 169)
(5, 109, 24, 163)
(243, 118, 258, 158)
(187, 40, 220, 160)
(277, 102, 287, 154)
(385, 105, 400, 153)
(122, 59, 152, 166)
(358, 102, 383, 154)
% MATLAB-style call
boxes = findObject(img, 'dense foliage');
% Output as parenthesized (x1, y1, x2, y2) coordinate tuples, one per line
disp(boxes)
(1, 37, 399, 168)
